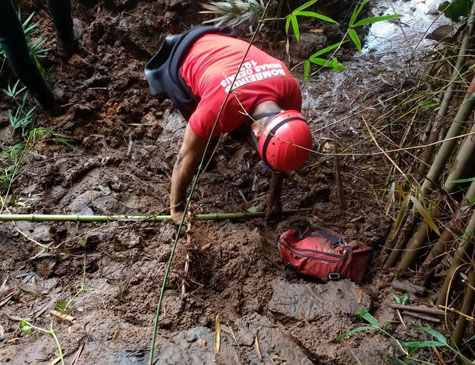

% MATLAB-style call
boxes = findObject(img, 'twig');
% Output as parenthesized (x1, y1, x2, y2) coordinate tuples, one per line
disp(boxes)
(438, 305, 474, 321)
(401, 310, 441, 323)
(333, 143, 346, 210)
(390, 304, 445, 316)
(362, 116, 408, 181)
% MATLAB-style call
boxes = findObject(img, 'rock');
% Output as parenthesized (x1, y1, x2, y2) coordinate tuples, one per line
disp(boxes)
(235, 313, 313, 365)
(268, 279, 371, 320)
(153, 326, 241, 364)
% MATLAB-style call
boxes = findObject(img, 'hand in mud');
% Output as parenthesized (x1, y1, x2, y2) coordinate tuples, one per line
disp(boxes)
(171, 203, 185, 225)
(264, 196, 282, 223)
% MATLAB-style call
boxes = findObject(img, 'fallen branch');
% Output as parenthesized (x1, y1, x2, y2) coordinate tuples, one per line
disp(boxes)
(401, 310, 441, 323)
(390, 304, 445, 316)
(0, 209, 310, 223)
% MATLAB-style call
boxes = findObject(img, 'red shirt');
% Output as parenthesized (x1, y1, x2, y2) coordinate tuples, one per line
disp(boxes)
(180, 34, 302, 139)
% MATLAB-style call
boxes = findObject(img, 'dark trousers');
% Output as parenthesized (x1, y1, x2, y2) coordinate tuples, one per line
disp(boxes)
(0, 0, 73, 109)
(48, 0, 74, 42)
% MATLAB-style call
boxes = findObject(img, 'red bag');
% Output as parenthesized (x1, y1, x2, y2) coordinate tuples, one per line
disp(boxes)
(278, 223, 373, 283)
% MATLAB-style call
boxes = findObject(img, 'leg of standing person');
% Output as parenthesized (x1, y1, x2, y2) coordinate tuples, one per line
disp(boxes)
(0, 0, 56, 109)
(47, 0, 81, 59)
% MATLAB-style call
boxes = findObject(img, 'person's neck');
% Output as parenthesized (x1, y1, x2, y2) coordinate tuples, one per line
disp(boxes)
(252, 100, 282, 120)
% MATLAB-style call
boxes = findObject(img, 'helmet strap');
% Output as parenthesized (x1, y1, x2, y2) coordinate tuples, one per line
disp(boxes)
(252, 110, 282, 126)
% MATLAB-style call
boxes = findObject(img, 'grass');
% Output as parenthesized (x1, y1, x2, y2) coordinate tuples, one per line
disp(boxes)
(337, 307, 473, 364)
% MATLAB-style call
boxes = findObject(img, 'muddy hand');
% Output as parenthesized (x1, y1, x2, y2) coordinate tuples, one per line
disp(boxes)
(264, 196, 282, 222)
(171, 202, 185, 225)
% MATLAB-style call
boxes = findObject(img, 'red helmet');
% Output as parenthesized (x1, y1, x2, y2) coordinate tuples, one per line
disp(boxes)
(258, 110, 312, 172)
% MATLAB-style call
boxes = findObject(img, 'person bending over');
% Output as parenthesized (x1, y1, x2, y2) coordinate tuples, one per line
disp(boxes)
(145, 26, 312, 223)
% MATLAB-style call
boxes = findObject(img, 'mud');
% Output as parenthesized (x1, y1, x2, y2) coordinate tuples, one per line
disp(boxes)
(0, 0, 454, 364)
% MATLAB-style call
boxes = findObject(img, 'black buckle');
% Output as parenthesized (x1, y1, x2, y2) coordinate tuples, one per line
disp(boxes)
(328, 273, 340, 280)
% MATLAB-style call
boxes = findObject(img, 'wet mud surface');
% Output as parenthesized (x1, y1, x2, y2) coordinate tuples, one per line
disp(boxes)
(0, 0, 451, 364)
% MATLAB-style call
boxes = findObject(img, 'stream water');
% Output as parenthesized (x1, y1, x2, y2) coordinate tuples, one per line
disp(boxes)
(363, 0, 451, 58)
(301, 0, 450, 137)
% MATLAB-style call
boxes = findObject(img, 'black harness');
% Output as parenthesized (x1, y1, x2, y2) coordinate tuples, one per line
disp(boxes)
(144, 26, 236, 120)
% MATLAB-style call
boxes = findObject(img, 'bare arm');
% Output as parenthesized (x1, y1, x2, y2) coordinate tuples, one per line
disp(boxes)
(170, 125, 208, 222)
(265, 172, 285, 221)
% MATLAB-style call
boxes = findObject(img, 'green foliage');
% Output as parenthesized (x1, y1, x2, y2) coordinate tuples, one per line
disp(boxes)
(337, 307, 472, 364)
(284, 0, 399, 77)
(438, 0, 473, 21)
(19, 320, 33, 335)
(452, 176, 475, 183)
(18, 320, 65, 365)
(2, 80, 37, 135)
(200, 0, 265, 27)
(390, 291, 410, 305)
(346, 0, 400, 57)
(201, 0, 400, 78)
(410, 195, 441, 236)
(285, 0, 338, 42)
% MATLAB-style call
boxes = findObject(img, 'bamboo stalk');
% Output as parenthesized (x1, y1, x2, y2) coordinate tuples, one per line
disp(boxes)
(451, 267, 474, 346)
(416, 0, 475, 179)
(421, 73, 475, 195)
(0, 209, 309, 223)
(437, 210, 475, 307)
(422, 180, 475, 269)
(398, 124, 475, 272)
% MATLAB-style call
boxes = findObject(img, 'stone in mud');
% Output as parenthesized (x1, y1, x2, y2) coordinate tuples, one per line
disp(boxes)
(235, 313, 314, 365)
(153, 326, 241, 364)
(268, 279, 371, 320)
(151, 314, 312, 365)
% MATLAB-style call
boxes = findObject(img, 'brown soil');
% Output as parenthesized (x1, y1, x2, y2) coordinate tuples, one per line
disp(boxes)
(0, 1, 445, 364)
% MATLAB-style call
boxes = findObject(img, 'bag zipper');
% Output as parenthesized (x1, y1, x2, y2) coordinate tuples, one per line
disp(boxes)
(280, 238, 345, 258)
(279, 240, 342, 263)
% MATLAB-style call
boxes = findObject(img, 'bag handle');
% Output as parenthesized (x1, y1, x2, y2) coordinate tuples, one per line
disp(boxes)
(293, 220, 347, 248)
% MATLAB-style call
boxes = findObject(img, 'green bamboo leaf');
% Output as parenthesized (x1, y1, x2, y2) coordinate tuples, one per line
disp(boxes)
(295, 11, 338, 24)
(246, 206, 258, 213)
(348, 29, 361, 51)
(290, 14, 300, 41)
(402, 340, 445, 348)
(285, 15, 291, 35)
(331, 57, 346, 72)
(410, 196, 441, 236)
(336, 325, 375, 341)
(452, 177, 475, 184)
(390, 193, 411, 240)
(19, 320, 33, 335)
(394, 182, 406, 199)
(390, 291, 402, 305)
(349, 0, 369, 26)
(410, 325, 447, 344)
(293, 0, 319, 14)
(352, 14, 401, 27)
(54, 301, 68, 312)
(401, 292, 410, 305)
(310, 41, 345, 58)
(358, 309, 379, 327)
(309, 57, 332, 67)
(304, 60, 310, 82)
